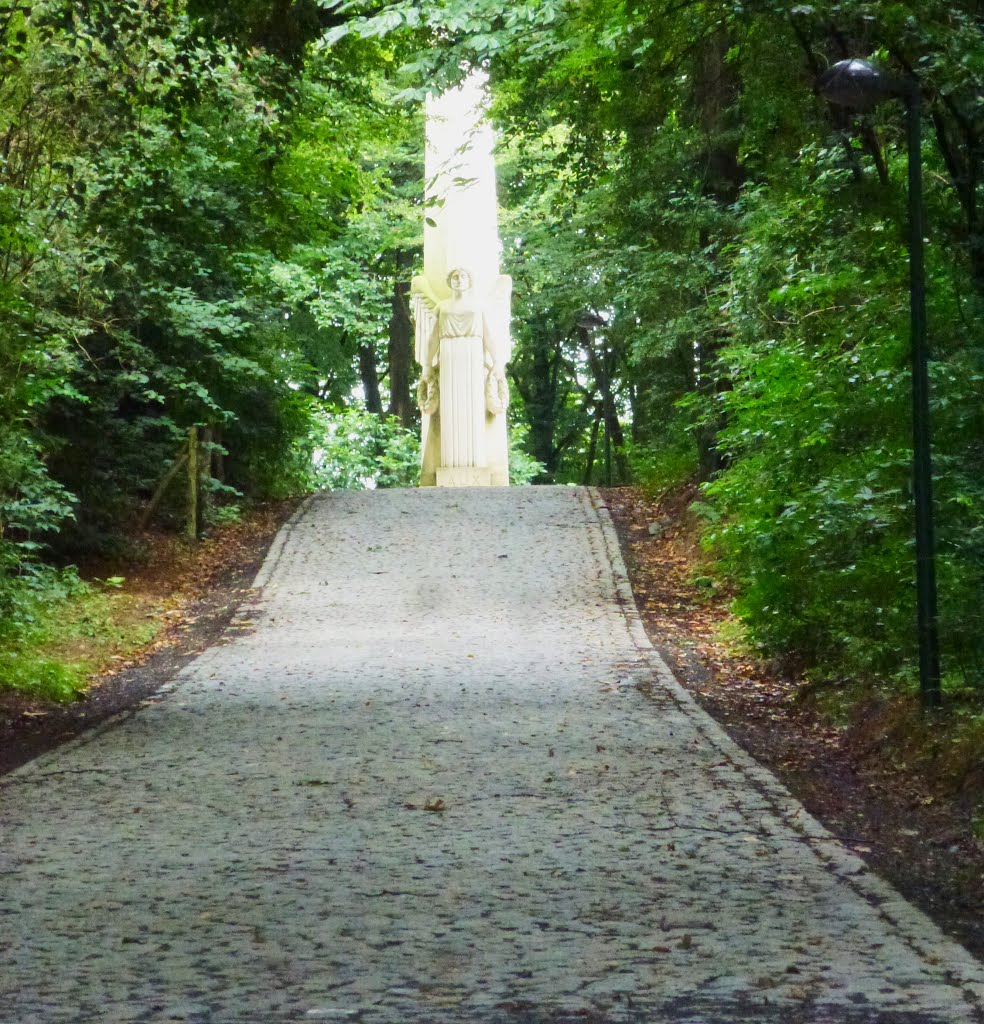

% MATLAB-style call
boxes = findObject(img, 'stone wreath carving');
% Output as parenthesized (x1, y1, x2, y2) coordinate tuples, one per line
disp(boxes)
(417, 372, 439, 415)
(485, 369, 509, 415)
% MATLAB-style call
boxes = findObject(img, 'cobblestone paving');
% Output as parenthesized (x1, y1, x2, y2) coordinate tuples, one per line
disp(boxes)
(2, 487, 983, 1024)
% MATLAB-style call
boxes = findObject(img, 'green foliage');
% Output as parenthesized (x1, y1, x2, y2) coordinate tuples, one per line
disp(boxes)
(0, 566, 91, 700)
(0, 0, 429, 695)
(628, 431, 699, 498)
(702, 140, 984, 688)
(208, 504, 242, 527)
(0, 567, 165, 701)
(0, 0, 423, 616)
(507, 424, 546, 486)
(312, 406, 420, 490)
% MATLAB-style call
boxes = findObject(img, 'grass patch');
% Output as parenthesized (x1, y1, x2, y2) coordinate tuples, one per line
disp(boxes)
(0, 579, 162, 702)
(0, 498, 302, 705)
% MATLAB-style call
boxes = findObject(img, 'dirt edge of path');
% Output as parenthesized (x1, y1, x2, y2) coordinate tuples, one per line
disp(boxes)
(0, 498, 301, 778)
(601, 484, 984, 963)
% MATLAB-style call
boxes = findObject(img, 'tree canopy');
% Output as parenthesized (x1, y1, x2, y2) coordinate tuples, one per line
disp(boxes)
(2, 0, 984, 701)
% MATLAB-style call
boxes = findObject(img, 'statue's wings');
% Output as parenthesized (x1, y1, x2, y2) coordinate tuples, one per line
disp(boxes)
(411, 275, 440, 369)
(485, 274, 513, 368)
(411, 274, 441, 312)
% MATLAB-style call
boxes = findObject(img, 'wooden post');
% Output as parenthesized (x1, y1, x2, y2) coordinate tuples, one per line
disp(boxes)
(186, 426, 198, 541)
(139, 449, 189, 530)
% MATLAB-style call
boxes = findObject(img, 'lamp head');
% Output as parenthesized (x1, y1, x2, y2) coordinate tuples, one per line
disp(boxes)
(576, 311, 606, 330)
(817, 59, 901, 110)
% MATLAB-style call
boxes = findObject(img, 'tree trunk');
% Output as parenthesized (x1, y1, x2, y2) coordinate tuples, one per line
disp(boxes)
(358, 343, 383, 415)
(694, 31, 743, 205)
(580, 326, 628, 484)
(606, 392, 629, 483)
(695, 337, 721, 483)
(140, 447, 188, 530)
(212, 427, 225, 485)
(525, 329, 562, 474)
(387, 279, 414, 426)
(692, 31, 742, 483)
(186, 426, 199, 542)
(199, 425, 213, 530)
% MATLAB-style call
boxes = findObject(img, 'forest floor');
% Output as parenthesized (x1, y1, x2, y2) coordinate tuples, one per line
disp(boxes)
(601, 484, 984, 962)
(0, 484, 981, 965)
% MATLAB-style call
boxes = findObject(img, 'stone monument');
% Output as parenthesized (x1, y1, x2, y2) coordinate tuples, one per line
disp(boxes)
(411, 74, 512, 487)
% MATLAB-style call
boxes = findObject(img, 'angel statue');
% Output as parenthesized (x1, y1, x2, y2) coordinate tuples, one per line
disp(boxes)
(411, 267, 512, 487)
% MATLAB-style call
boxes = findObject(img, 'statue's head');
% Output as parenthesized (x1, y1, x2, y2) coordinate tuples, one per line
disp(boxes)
(447, 267, 473, 292)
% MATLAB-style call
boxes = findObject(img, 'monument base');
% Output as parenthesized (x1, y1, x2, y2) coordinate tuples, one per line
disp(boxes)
(436, 466, 492, 487)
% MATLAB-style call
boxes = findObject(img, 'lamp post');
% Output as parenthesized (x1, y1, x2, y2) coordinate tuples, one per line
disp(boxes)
(817, 59, 941, 708)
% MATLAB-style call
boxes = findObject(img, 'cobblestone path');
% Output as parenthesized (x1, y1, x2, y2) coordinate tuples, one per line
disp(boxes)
(2, 487, 983, 1024)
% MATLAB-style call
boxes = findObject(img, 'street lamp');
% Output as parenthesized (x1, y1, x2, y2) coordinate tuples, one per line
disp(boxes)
(817, 59, 941, 708)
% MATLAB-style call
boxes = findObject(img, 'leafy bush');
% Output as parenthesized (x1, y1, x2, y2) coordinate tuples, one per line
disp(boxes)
(701, 147, 984, 690)
(0, 566, 91, 701)
(627, 429, 699, 497)
(508, 423, 547, 485)
(312, 406, 420, 490)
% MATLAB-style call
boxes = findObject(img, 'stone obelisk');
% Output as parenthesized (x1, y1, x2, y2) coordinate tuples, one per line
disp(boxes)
(411, 74, 512, 487)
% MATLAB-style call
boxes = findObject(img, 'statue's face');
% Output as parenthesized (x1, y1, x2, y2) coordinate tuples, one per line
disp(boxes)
(448, 268, 472, 291)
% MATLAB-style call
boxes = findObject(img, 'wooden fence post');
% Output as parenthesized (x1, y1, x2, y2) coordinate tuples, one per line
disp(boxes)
(140, 445, 189, 530)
